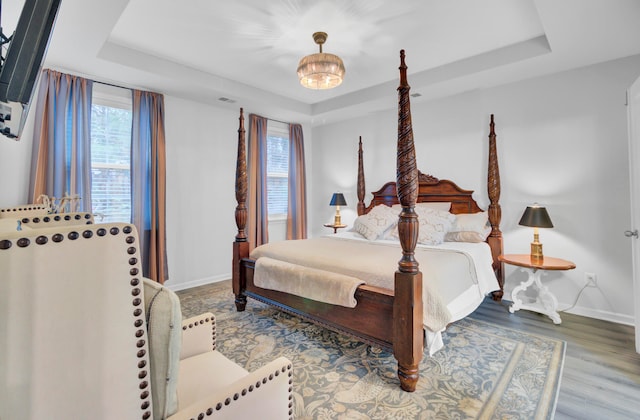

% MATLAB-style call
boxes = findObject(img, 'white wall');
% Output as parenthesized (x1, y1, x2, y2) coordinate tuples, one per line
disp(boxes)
(162, 98, 239, 290)
(161, 98, 313, 290)
(0, 103, 36, 206)
(311, 54, 640, 325)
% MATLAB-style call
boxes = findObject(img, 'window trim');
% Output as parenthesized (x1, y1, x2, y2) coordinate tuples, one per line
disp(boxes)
(92, 83, 131, 110)
(266, 121, 290, 221)
(90, 87, 133, 223)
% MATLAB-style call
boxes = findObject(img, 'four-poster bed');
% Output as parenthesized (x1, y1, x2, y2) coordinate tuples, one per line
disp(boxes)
(232, 50, 503, 392)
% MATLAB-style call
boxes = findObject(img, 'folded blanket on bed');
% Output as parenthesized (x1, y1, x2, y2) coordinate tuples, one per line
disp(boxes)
(254, 257, 365, 308)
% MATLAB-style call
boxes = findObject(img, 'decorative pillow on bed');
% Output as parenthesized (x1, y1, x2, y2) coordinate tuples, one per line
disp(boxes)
(386, 207, 455, 245)
(352, 204, 398, 240)
(392, 202, 451, 213)
(444, 211, 492, 243)
(415, 207, 456, 245)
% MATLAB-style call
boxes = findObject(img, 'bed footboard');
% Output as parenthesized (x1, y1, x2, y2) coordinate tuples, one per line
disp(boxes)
(242, 258, 395, 349)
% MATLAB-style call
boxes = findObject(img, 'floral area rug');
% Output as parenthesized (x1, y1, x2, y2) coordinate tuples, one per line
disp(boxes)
(178, 282, 565, 420)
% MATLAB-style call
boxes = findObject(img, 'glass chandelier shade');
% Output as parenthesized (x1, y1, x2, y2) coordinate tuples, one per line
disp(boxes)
(297, 32, 345, 90)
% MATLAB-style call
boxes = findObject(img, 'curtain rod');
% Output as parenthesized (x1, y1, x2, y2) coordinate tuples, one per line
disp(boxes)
(268, 117, 291, 125)
(45, 67, 147, 92)
(92, 78, 162, 96)
(251, 112, 298, 126)
(94, 79, 132, 91)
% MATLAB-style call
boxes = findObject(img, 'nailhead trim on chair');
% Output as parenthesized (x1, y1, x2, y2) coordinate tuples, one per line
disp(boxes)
(0, 224, 152, 420)
(182, 316, 217, 351)
(185, 363, 294, 420)
(0, 204, 47, 214)
(19, 212, 94, 225)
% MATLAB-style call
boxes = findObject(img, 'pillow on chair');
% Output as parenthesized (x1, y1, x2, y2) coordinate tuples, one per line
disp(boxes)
(143, 278, 182, 419)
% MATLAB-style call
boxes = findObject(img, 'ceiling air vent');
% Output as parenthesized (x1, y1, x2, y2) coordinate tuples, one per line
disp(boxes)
(410, 93, 422, 98)
(218, 97, 236, 103)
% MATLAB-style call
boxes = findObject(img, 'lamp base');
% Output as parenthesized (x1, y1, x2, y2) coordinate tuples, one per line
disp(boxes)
(530, 242, 543, 260)
(333, 214, 342, 226)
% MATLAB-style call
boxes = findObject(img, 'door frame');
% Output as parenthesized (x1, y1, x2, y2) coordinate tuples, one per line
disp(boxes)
(627, 75, 640, 353)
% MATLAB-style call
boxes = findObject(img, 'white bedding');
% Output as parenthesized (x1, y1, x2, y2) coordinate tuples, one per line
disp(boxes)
(250, 231, 500, 355)
(333, 232, 500, 352)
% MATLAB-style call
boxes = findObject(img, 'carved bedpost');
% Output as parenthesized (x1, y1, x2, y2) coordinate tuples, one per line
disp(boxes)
(233, 108, 249, 311)
(357, 137, 366, 216)
(393, 50, 423, 392)
(487, 114, 504, 300)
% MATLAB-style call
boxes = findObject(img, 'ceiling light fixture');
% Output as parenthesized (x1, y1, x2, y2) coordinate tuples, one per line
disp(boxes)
(297, 32, 345, 90)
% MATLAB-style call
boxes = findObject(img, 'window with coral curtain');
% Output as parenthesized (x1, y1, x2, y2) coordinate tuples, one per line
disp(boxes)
(29, 69, 168, 284)
(248, 114, 307, 247)
(29, 69, 93, 209)
(248, 114, 269, 250)
(131, 90, 168, 284)
(286, 123, 307, 239)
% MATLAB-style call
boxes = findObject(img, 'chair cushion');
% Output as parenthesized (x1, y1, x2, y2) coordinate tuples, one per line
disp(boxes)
(143, 278, 182, 419)
(176, 351, 249, 409)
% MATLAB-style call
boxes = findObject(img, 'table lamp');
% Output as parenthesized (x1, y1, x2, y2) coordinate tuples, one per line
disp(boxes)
(519, 203, 553, 260)
(330, 193, 347, 225)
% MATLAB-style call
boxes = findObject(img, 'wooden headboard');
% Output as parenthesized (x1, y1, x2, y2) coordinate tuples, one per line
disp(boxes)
(362, 171, 483, 215)
(355, 114, 504, 299)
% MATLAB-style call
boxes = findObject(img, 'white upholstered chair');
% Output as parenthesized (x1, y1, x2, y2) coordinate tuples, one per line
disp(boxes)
(0, 223, 293, 420)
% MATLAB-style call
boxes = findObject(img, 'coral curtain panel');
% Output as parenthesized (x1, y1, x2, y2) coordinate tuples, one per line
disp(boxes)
(29, 69, 93, 211)
(286, 123, 307, 239)
(248, 114, 269, 250)
(131, 90, 168, 284)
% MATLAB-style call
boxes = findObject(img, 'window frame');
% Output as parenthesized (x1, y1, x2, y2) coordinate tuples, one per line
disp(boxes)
(266, 121, 289, 222)
(90, 85, 133, 223)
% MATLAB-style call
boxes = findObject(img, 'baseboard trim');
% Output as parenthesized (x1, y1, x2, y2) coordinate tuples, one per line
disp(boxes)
(504, 291, 635, 326)
(165, 274, 230, 292)
(563, 305, 635, 326)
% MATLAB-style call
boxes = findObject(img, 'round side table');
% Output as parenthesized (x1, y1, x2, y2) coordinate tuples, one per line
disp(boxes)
(499, 254, 576, 324)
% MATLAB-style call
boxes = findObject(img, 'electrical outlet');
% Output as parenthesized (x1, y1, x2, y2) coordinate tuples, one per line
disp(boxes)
(585, 272, 597, 287)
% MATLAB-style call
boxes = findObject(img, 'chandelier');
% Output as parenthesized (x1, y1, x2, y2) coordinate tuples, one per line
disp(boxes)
(297, 32, 345, 90)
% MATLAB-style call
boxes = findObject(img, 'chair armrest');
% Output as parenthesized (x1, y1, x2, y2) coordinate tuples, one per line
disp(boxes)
(180, 312, 216, 360)
(168, 356, 293, 420)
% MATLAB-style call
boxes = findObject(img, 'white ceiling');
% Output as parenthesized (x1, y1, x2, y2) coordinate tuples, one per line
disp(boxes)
(4, 0, 640, 125)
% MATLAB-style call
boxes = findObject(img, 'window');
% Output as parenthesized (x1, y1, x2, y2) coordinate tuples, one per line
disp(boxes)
(90, 86, 132, 223)
(266, 122, 289, 220)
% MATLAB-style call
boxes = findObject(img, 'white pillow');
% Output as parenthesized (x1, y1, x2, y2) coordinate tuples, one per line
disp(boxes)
(352, 204, 398, 240)
(445, 211, 491, 243)
(387, 207, 455, 245)
(392, 202, 451, 213)
(415, 207, 456, 245)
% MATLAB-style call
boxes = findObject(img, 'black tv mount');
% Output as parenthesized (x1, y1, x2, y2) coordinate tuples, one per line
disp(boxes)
(0, 29, 12, 69)
(0, 0, 9, 71)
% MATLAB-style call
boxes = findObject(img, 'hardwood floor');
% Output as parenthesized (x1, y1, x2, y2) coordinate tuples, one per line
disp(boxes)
(179, 281, 640, 419)
(470, 298, 640, 420)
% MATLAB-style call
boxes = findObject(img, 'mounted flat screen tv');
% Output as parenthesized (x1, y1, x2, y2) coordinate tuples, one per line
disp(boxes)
(0, 0, 62, 140)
